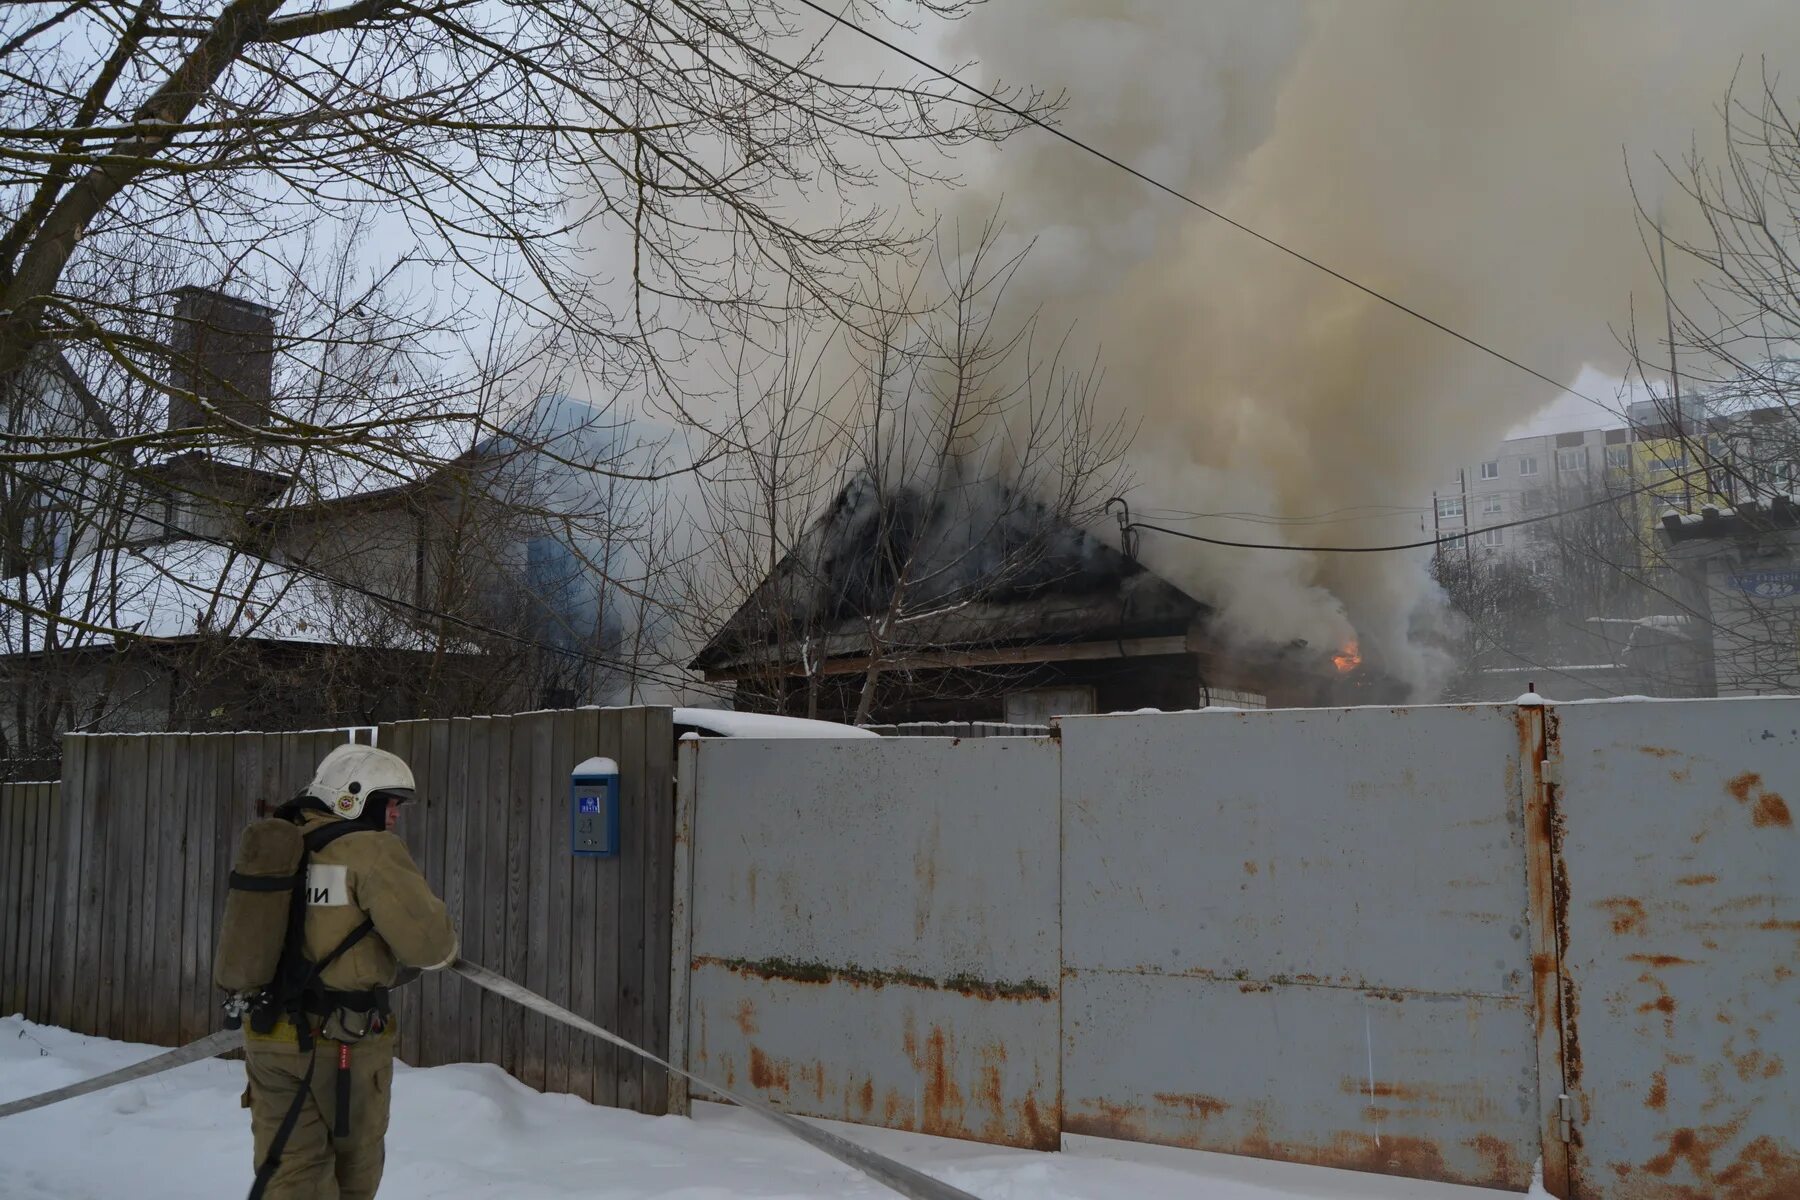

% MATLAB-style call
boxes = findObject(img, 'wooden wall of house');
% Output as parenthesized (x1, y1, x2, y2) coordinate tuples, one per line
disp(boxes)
(761, 652, 1219, 724)
(1, 707, 678, 1115)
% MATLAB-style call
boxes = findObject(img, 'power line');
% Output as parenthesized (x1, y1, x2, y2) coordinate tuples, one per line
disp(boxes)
(1126, 468, 1712, 554)
(797, 0, 1607, 410)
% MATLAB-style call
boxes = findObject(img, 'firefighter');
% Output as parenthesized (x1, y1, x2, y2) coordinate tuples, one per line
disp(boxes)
(218, 744, 457, 1200)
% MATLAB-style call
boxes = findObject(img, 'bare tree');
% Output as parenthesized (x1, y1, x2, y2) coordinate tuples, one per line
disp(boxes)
(687, 222, 1135, 724)
(0, 0, 1047, 468)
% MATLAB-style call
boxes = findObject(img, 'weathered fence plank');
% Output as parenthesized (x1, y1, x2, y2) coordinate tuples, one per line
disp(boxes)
(480, 715, 511, 1067)
(522, 711, 554, 1092)
(592, 706, 624, 1108)
(1, 782, 21, 1014)
(34, 782, 59, 1023)
(52, 739, 86, 1028)
(543, 708, 574, 1097)
(640, 706, 674, 1112)
(614, 706, 647, 1114)
(72, 738, 109, 1036)
(567, 706, 600, 1103)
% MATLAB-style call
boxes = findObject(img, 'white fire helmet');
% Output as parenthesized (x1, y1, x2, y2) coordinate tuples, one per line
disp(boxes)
(303, 744, 415, 821)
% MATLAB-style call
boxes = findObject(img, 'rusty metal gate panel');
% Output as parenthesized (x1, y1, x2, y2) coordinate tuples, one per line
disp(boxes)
(1549, 699, 1799, 1198)
(681, 735, 1062, 1148)
(1058, 705, 1540, 1190)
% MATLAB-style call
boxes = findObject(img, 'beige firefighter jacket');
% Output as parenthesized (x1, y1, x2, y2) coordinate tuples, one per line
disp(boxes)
(294, 810, 457, 992)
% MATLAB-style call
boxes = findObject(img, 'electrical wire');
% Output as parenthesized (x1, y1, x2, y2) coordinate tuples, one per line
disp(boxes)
(1127, 468, 1718, 554)
(793, 0, 1608, 410)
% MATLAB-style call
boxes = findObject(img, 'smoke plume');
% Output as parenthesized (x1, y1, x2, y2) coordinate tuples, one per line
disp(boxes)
(940, 0, 1800, 694)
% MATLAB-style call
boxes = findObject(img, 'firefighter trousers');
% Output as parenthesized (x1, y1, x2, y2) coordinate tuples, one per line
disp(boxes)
(244, 1020, 396, 1200)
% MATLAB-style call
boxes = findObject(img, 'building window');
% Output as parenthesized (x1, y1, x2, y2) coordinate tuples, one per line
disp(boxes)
(1648, 452, 1687, 473)
(1441, 535, 1467, 551)
(1519, 456, 1539, 477)
(1557, 447, 1586, 472)
(1479, 461, 1499, 480)
(1436, 497, 1464, 520)
(1480, 495, 1503, 516)
(1482, 527, 1504, 548)
(1605, 445, 1630, 471)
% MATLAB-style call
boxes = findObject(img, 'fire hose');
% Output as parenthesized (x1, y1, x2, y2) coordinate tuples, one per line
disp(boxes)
(0, 960, 985, 1200)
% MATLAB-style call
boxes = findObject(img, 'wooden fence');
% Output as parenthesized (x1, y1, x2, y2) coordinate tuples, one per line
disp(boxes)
(0, 706, 676, 1113)
(0, 779, 59, 1024)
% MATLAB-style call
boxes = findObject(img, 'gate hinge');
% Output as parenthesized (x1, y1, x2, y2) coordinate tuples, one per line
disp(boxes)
(1557, 1092, 1574, 1141)
(1540, 758, 1562, 787)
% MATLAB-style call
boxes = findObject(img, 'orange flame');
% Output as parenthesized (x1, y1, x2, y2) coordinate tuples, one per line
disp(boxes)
(1333, 640, 1362, 674)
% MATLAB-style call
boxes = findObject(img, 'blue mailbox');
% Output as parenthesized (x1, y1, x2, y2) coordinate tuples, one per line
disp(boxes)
(570, 756, 620, 857)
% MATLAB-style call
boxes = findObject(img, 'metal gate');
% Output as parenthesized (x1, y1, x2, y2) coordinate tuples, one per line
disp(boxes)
(1058, 705, 1543, 1191)
(674, 734, 1063, 1148)
(1548, 699, 1799, 1199)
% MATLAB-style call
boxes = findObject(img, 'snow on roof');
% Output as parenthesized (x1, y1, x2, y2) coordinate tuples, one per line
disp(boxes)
(672, 707, 880, 739)
(0, 539, 431, 653)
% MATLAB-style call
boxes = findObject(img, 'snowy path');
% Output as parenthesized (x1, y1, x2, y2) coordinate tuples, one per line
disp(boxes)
(1, 1016, 1541, 1199)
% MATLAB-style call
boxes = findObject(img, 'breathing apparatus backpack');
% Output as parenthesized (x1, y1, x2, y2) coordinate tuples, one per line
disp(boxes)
(214, 806, 377, 1039)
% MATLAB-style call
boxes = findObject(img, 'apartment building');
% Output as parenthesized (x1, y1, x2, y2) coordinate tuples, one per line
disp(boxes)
(1430, 425, 1630, 565)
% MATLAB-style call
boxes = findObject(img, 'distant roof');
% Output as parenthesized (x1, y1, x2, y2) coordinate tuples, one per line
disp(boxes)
(0, 539, 436, 654)
(693, 475, 1205, 673)
(1660, 492, 1800, 542)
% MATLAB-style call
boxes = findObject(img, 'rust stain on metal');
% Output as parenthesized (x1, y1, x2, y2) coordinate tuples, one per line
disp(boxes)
(897, 1022, 968, 1139)
(1636, 979, 1677, 1026)
(1675, 873, 1718, 887)
(1064, 1099, 1149, 1143)
(975, 1065, 1003, 1121)
(748, 1046, 789, 1092)
(1713, 1134, 1800, 1199)
(1153, 1092, 1229, 1120)
(1465, 1134, 1518, 1187)
(1726, 772, 1793, 828)
(1646, 1069, 1668, 1110)
(1071, 1102, 1520, 1190)
(1754, 794, 1792, 827)
(1627, 954, 1699, 967)
(857, 1078, 875, 1118)
(1758, 918, 1800, 931)
(1520, 702, 1576, 1196)
(731, 998, 758, 1036)
(1600, 897, 1649, 935)
(1644, 1128, 1712, 1178)
(1735, 1051, 1783, 1081)
(1021, 1095, 1058, 1150)
(1336, 1078, 1453, 1104)
(694, 955, 1055, 1000)
(1638, 746, 1679, 758)
(1242, 860, 1259, 875)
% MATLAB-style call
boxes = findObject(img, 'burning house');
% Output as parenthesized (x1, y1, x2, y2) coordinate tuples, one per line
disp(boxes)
(692, 476, 1378, 724)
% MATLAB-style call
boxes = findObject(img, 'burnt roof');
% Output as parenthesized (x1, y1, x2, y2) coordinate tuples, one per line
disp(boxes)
(693, 475, 1206, 672)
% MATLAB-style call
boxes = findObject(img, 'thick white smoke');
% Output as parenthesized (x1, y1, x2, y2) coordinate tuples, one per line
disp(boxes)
(942, 0, 1800, 694)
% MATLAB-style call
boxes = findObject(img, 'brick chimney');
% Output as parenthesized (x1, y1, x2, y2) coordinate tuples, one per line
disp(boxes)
(166, 286, 276, 431)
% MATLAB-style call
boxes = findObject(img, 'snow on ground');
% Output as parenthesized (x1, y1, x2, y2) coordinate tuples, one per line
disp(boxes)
(0, 1016, 1545, 1200)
